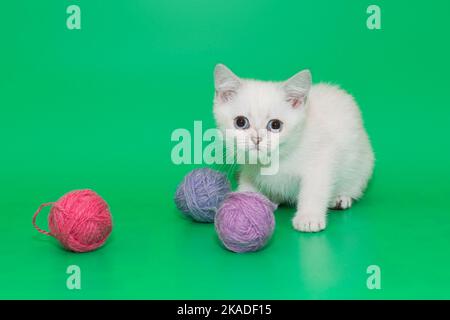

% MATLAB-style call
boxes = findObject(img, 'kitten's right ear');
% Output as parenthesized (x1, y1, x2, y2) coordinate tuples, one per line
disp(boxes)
(214, 64, 240, 103)
(283, 69, 312, 108)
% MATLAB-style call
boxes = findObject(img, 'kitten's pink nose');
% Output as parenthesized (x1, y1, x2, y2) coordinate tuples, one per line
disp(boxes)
(251, 136, 262, 145)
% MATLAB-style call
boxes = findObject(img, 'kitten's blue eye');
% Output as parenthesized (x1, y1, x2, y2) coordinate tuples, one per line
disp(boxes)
(267, 119, 283, 132)
(234, 116, 250, 129)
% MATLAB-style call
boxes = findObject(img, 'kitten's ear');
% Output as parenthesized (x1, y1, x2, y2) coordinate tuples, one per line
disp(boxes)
(283, 69, 312, 108)
(214, 64, 240, 103)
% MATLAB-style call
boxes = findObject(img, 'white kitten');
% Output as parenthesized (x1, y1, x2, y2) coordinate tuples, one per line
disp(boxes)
(213, 64, 374, 232)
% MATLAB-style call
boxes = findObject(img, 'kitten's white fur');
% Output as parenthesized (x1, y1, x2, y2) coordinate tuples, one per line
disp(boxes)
(213, 64, 374, 232)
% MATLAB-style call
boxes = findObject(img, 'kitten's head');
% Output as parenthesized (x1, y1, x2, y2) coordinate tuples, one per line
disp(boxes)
(213, 64, 311, 158)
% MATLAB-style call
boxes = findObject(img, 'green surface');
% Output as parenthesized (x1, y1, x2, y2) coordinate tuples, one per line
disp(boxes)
(1, 0, 450, 299)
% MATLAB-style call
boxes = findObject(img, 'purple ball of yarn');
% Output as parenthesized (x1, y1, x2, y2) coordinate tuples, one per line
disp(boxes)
(215, 192, 277, 253)
(175, 168, 231, 223)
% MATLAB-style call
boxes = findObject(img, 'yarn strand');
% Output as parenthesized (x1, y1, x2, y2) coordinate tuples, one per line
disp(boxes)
(32, 202, 55, 237)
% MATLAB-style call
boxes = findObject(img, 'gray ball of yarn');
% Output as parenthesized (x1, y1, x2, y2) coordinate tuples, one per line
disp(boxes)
(174, 168, 231, 223)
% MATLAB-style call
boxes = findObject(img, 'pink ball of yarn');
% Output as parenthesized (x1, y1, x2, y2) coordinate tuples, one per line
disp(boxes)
(32, 189, 113, 253)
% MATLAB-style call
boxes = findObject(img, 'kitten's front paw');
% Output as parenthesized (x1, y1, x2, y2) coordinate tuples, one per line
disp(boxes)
(292, 213, 326, 233)
(237, 182, 258, 193)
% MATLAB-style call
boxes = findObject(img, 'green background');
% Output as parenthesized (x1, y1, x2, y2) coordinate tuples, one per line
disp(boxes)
(1, 0, 449, 299)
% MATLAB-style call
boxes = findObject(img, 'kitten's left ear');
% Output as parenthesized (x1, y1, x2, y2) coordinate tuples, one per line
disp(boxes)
(214, 64, 241, 103)
(283, 70, 312, 108)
